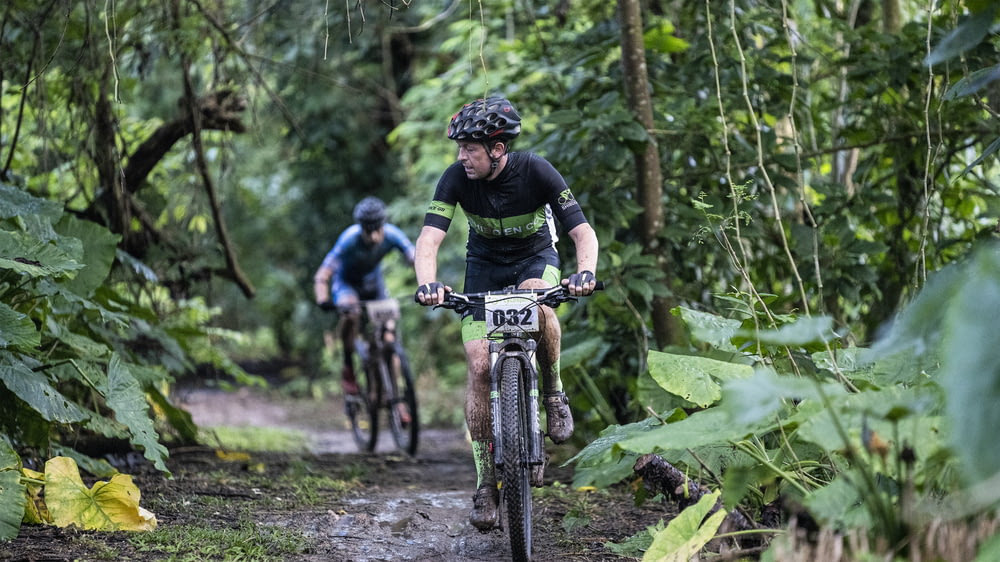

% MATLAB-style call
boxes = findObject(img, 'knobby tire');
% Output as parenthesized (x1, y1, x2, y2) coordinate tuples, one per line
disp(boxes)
(499, 357, 532, 562)
(348, 356, 379, 452)
(384, 344, 419, 455)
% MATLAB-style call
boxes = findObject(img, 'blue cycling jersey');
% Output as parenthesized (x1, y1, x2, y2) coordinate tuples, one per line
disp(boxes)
(320, 223, 415, 300)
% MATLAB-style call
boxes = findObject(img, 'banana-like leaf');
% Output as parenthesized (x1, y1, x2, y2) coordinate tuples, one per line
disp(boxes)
(44, 456, 157, 531)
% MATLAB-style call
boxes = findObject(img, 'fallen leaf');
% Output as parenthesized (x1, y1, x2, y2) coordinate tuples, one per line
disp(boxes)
(44, 457, 157, 531)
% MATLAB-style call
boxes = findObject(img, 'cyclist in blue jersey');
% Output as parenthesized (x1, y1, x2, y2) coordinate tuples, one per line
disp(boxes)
(314, 197, 416, 397)
(413, 97, 599, 531)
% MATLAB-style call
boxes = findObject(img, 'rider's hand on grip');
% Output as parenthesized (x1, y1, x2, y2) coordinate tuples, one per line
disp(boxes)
(414, 282, 446, 305)
(564, 270, 596, 296)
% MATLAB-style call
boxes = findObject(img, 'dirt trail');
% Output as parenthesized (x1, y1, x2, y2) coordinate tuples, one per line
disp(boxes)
(3, 386, 668, 561)
(174, 386, 615, 561)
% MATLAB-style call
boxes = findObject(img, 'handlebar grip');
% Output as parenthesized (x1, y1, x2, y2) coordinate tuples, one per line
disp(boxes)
(594, 281, 605, 291)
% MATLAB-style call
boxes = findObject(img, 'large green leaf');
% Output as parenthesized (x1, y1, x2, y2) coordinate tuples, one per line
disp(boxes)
(925, 5, 998, 66)
(802, 474, 872, 530)
(0, 183, 63, 223)
(44, 456, 156, 531)
(0, 230, 84, 279)
(647, 350, 753, 408)
(0, 353, 90, 423)
(957, 135, 1000, 178)
(103, 354, 170, 474)
(569, 416, 669, 488)
(673, 307, 741, 351)
(0, 441, 18, 470)
(570, 416, 667, 466)
(0, 302, 40, 350)
(735, 315, 838, 346)
(720, 368, 846, 425)
(944, 65, 1000, 101)
(0, 470, 25, 540)
(146, 384, 199, 444)
(616, 408, 771, 455)
(53, 214, 120, 296)
(642, 490, 727, 562)
(0, 441, 25, 540)
(939, 245, 1000, 484)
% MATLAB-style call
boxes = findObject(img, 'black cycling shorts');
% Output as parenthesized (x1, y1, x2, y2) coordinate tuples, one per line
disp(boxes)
(460, 248, 561, 341)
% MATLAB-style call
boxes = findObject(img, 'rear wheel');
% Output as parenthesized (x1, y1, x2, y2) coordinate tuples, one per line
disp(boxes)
(499, 357, 532, 562)
(385, 344, 419, 455)
(347, 359, 378, 452)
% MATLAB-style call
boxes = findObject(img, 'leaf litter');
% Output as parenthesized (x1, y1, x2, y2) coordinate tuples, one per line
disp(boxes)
(1, 386, 670, 561)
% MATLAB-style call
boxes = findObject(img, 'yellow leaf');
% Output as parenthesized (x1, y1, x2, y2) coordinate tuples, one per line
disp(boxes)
(215, 450, 251, 462)
(44, 456, 157, 531)
(20, 467, 49, 524)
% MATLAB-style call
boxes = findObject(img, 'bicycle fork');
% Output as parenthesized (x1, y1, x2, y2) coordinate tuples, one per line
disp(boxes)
(489, 338, 544, 472)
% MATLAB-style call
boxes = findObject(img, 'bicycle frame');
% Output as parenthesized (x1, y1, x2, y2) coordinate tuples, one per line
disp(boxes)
(359, 298, 399, 370)
(437, 283, 602, 562)
(346, 298, 419, 455)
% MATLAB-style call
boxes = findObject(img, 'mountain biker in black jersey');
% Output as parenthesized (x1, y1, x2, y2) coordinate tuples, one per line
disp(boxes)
(412, 96, 599, 532)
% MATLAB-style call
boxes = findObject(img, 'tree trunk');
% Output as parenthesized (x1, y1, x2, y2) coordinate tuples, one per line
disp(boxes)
(616, 0, 684, 348)
(882, 0, 901, 34)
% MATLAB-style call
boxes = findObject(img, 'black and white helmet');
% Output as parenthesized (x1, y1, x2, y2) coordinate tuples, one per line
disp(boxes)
(447, 97, 522, 142)
(353, 196, 387, 231)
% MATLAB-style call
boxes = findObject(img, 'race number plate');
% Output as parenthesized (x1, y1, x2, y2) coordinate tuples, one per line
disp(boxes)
(365, 299, 400, 323)
(485, 294, 539, 333)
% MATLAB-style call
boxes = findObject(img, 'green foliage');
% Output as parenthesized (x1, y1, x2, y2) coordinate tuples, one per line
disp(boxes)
(0, 442, 27, 540)
(0, 182, 253, 538)
(6, 1, 1000, 555)
(572, 242, 1000, 557)
(129, 518, 307, 560)
(643, 490, 727, 562)
(201, 426, 309, 454)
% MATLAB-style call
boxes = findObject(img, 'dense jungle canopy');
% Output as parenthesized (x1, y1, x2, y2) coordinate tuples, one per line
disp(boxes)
(3, 0, 1000, 557)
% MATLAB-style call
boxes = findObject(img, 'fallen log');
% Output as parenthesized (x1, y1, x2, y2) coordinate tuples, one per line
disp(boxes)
(633, 452, 772, 551)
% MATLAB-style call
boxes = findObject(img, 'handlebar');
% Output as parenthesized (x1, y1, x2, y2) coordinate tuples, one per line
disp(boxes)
(435, 282, 604, 315)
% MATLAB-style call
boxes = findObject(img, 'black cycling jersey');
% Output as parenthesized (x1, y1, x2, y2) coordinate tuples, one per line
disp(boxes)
(423, 152, 589, 265)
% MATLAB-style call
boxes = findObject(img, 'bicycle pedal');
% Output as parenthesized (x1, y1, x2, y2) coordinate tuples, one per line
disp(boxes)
(533, 455, 549, 486)
(530, 463, 545, 487)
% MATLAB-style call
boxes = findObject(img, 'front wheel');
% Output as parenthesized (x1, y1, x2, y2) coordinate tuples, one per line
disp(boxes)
(346, 360, 378, 452)
(499, 357, 532, 562)
(382, 343, 419, 455)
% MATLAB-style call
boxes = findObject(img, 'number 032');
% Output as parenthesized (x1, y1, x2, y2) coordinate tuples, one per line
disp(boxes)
(485, 295, 539, 332)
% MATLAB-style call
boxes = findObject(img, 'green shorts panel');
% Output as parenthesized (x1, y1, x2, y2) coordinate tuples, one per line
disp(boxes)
(460, 263, 560, 343)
